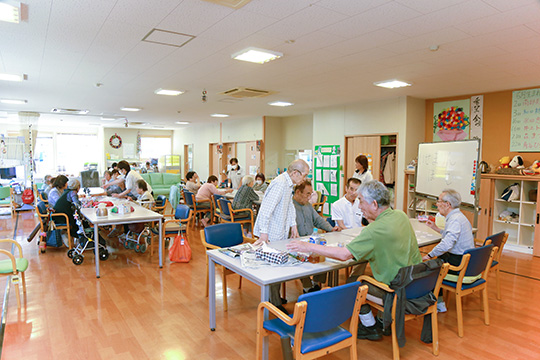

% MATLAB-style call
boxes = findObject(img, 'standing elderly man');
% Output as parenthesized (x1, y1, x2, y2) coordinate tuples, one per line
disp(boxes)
(423, 188, 474, 312)
(254, 159, 310, 312)
(293, 179, 340, 293)
(287, 180, 422, 340)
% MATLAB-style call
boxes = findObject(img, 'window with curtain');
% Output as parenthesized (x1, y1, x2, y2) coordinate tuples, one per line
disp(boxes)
(56, 133, 99, 175)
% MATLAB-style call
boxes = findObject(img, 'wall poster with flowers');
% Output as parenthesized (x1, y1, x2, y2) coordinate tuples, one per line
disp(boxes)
(433, 99, 471, 142)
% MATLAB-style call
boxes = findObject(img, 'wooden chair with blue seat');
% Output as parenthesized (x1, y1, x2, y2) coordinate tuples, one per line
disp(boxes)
(182, 189, 211, 226)
(200, 223, 254, 311)
(475, 231, 508, 300)
(358, 262, 450, 360)
(0, 239, 29, 309)
(440, 243, 497, 338)
(217, 198, 254, 234)
(256, 282, 368, 360)
(151, 195, 170, 216)
(312, 192, 327, 217)
(150, 204, 192, 257)
(211, 194, 225, 224)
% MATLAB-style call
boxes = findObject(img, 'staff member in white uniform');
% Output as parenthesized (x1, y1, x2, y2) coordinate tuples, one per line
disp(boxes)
(352, 154, 373, 185)
(226, 157, 244, 189)
(112, 160, 152, 199)
(331, 177, 364, 230)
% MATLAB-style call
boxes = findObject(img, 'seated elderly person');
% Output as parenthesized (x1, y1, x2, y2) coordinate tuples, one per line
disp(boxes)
(293, 180, 340, 293)
(287, 180, 422, 341)
(48, 175, 69, 208)
(53, 178, 82, 236)
(185, 171, 202, 194)
(252, 173, 268, 192)
(422, 188, 474, 312)
(197, 175, 233, 227)
(232, 175, 260, 234)
(41, 174, 53, 195)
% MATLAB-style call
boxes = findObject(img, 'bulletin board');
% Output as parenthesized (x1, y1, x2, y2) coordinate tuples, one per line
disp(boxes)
(313, 145, 340, 216)
(510, 87, 540, 151)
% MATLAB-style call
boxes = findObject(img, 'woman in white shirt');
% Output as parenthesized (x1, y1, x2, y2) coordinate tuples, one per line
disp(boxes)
(227, 158, 244, 189)
(352, 154, 373, 184)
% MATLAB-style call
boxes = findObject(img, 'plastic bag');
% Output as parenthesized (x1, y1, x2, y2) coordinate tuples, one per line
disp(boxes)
(169, 233, 191, 263)
(501, 183, 520, 201)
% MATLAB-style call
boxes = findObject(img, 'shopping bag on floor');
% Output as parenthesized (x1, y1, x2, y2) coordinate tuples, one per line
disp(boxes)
(169, 233, 191, 263)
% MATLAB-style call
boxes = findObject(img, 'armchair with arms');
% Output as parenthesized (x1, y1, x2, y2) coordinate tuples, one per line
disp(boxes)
(182, 189, 211, 226)
(0, 239, 28, 309)
(150, 204, 192, 257)
(475, 231, 508, 300)
(217, 198, 254, 233)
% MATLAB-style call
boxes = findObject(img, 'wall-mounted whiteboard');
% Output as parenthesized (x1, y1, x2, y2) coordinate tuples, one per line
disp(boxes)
(416, 140, 480, 206)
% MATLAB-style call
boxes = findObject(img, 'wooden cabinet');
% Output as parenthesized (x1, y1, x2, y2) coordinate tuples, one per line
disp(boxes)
(478, 174, 540, 256)
(403, 170, 438, 218)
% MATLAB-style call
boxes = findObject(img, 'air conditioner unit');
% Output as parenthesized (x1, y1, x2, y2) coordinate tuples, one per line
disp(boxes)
(219, 87, 274, 98)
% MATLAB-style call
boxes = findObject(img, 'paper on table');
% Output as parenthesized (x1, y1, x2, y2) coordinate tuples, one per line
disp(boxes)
(316, 169, 322, 181)
(330, 183, 337, 196)
(330, 170, 337, 182)
(323, 155, 330, 168)
(323, 170, 330, 182)
(330, 155, 338, 168)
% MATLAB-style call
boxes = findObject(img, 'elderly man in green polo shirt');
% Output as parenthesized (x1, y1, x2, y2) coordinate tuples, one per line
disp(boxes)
(287, 180, 422, 341)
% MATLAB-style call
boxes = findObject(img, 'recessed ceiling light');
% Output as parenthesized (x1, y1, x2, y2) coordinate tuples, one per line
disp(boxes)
(232, 47, 282, 64)
(120, 107, 142, 112)
(268, 101, 294, 107)
(0, 0, 21, 23)
(211, 113, 229, 118)
(100, 117, 118, 121)
(373, 80, 412, 89)
(0, 73, 26, 82)
(1, 98, 27, 104)
(154, 88, 185, 96)
(175, 121, 190, 125)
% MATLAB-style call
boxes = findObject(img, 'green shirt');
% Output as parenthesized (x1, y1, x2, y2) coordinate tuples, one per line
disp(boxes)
(346, 208, 421, 284)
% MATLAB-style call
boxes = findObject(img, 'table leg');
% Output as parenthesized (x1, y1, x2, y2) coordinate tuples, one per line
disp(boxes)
(261, 285, 270, 360)
(209, 258, 216, 331)
(94, 224, 100, 278)
(159, 218, 163, 268)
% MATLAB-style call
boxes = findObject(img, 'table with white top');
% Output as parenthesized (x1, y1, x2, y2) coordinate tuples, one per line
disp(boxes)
(207, 220, 442, 360)
(223, 189, 264, 205)
(78, 187, 106, 197)
(80, 199, 163, 278)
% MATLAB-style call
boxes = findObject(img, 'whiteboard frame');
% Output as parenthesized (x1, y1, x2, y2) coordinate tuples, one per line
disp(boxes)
(414, 139, 480, 207)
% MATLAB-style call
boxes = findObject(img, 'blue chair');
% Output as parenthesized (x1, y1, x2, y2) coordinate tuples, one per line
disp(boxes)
(359, 262, 450, 360)
(150, 204, 192, 257)
(182, 189, 211, 226)
(256, 282, 368, 360)
(441, 244, 497, 337)
(217, 198, 254, 233)
(201, 223, 253, 311)
(481, 231, 508, 300)
(151, 195, 168, 214)
(211, 194, 225, 224)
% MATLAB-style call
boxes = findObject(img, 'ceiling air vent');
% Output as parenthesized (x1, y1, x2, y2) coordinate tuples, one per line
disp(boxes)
(219, 87, 274, 98)
(51, 108, 89, 115)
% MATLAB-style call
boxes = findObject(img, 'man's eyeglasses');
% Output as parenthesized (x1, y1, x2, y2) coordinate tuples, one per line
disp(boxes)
(436, 199, 449, 204)
(294, 169, 308, 179)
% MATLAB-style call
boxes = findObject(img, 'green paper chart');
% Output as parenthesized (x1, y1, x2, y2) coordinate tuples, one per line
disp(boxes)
(313, 145, 341, 216)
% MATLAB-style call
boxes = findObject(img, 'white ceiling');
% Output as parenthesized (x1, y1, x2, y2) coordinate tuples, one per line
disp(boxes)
(0, 0, 539, 129)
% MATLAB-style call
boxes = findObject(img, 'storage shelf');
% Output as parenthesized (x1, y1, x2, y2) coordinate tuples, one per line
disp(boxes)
(494, 198, 521, 203)
(521, 223, 535, 227)
(494, 219, 519, 225)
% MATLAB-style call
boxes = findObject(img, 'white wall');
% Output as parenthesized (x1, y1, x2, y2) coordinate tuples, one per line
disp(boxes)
(222, 117, 263, 143)
(173, 123, 220, 180)
(282, 114, 313, 150)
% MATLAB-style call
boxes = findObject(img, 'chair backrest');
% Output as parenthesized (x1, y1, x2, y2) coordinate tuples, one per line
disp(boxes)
(297, 282, 361, 333)
(483, 232, 507, 262)
(0, 186, 10, 199)
(183, 190, 194, 206)
(404, 267, 442, 300)
(218, 198, 232, 217)
(463, 244, 494, 277)
(37, 201, 48, 215)
(212, 194, 224, 210)
(326, 217, 335, 227)
(174, 204, 192, 220)
(203, 223, 244, 248)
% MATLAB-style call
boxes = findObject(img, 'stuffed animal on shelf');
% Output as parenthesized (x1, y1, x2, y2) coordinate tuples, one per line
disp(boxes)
(498, 156, 510, 169)
(509, 155, 524, 169)
(522, 160, 540, 175)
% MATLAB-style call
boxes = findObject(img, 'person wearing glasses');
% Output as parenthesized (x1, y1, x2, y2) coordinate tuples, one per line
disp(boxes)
(253, 159, 310, 313)
(422, 188, 474, 312)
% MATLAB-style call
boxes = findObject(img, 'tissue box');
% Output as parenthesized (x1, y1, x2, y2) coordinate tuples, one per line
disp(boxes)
(255, 248, 289, 265)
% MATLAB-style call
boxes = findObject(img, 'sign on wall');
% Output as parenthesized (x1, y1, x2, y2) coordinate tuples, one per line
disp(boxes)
(510, 87, 540, 152)
(313, 145, 340, 216)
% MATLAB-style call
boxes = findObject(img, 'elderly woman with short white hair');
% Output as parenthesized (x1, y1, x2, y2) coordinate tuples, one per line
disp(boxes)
(232, 175, 260, 232)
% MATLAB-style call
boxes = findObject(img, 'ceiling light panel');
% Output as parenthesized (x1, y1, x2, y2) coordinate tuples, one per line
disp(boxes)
(268, 101, 294, 107)
(121, 107, 142, 112)
(0, 73, 26, 81)
(1, 98, 27, 104)
(211, 113, 229, 118)
(373, 80, 412, 89)
(175, 121, 190, 124)
(232, 47, 282, 64)
(155, 88, 184, 96)
(0, 0, 20, 23)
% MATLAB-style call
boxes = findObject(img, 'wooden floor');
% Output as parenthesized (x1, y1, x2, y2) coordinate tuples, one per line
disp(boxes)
(1, 210, 540, 360)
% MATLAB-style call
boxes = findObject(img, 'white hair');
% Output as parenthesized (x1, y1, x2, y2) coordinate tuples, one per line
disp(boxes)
(242, 175, 254, 186)
(441, 189, 461, 208)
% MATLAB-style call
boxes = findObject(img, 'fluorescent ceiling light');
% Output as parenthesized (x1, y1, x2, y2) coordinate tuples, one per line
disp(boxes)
(211, 113, 229, 118)
(154, 88, 184, 96)
(268, 101, 294, 107)
(175, 121, 190, 125)
(100, 117, 118, 121)
(0, 0, 20, 23)
(120, 107, 142, 112)
(232, 47, 282, 64)
(373, 80, 412, 89)
(1, 98, 27, 104)
(0, 73, 26, 82)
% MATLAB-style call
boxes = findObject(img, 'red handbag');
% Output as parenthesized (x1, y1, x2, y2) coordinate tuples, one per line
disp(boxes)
(169, 233, 191, 263)
(22, 188, 34, 204)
